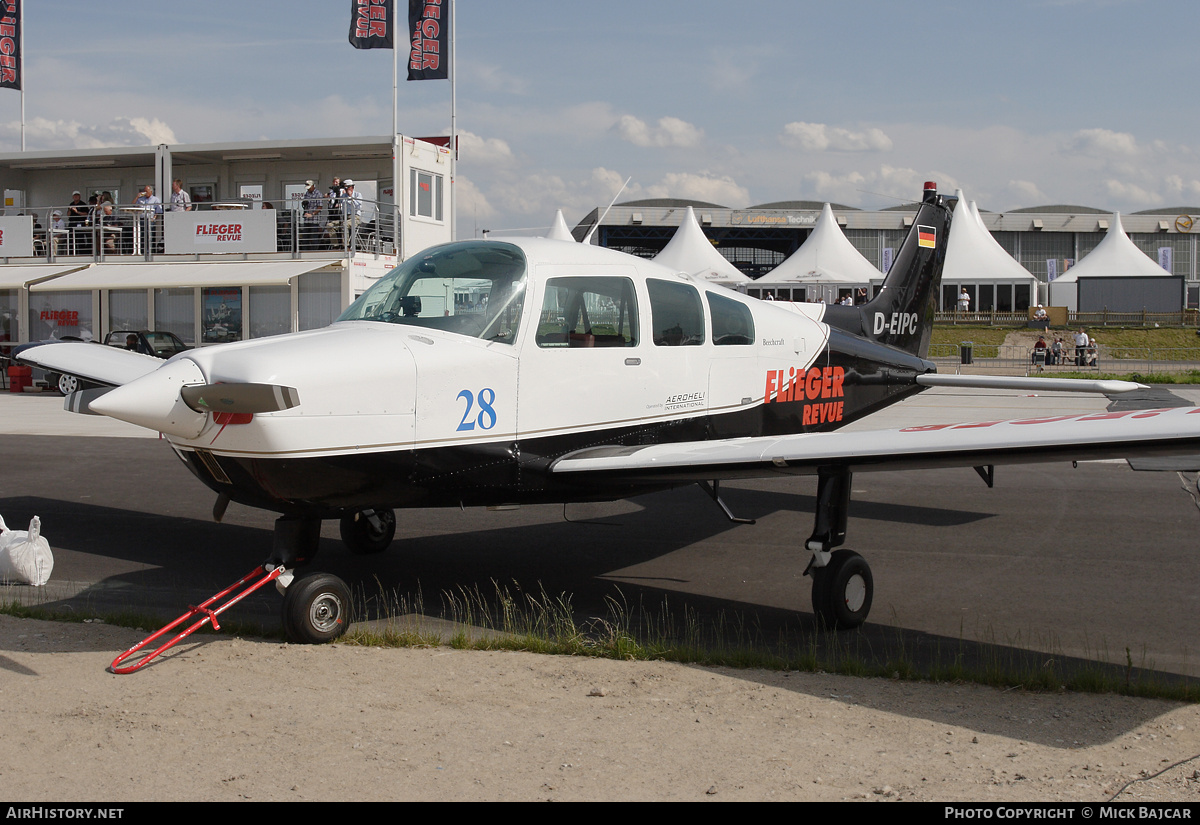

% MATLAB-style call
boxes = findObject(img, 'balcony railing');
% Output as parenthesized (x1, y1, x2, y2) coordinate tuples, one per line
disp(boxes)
(2, 196, 398, 263)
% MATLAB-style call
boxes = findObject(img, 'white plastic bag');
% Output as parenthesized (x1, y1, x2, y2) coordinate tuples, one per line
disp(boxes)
(0, 514, 55, 586)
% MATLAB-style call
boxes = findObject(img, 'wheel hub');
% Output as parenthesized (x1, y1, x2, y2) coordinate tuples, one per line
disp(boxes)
(843, 573, 867, 612)
(309, 594, 343, 633)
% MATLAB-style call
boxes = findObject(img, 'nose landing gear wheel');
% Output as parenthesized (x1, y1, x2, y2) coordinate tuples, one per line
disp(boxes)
(282, 572, 352, 644)
(56, 373, 79, 395)
(810, 549, 873, 630)
(339, 508, 396, 554)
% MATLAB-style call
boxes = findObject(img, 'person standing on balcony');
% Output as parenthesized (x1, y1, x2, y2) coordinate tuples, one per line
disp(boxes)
(136, 186, 164, 253)
(66, 191, 88, 227)
(170, 179, 191, 212)
(301, 180, 324, 251)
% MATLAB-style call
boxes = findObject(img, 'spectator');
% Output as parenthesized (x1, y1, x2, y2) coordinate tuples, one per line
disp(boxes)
(1073, 328, 1089, 366)
(958, 288, 970, 313)
(66, 191, 87, 227)
(136, 185, 164, 252)
(300, 180, 324, 250)
(170, 179, 191, 212)
(1031, 335, 1048, 370)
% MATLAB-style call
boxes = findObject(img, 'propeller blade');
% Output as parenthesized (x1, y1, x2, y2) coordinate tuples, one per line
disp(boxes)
(181, 383, 300, 414)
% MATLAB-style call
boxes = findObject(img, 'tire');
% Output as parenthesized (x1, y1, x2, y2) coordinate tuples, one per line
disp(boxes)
(281, 572, 352, 644)
(339, 508, 396, 555)
(810, 549, 873, 630)
(56, 373, 79, 395)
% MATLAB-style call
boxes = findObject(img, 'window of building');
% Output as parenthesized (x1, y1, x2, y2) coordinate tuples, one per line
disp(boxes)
(1, 288, 19, 343)
(154, 287, 195, 343)
(647, 279, 704, 346)
(108, 289, 148, 333)
(706, 291, 754, 345)
(536, 276, 638, 348)
(410, 169, 443, 221)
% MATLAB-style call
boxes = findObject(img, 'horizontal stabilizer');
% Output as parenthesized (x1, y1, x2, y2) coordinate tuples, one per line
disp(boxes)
(17, 343, 161, 387)
(915, 374, 1144, 394)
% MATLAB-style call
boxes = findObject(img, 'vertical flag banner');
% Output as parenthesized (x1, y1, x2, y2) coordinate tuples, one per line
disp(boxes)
(0, 1, 20, 91)
(349, 0, 394, 50)
(408, 0, 449, 80)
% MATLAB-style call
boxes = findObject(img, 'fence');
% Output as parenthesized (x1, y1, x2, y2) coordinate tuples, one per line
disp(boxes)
(2, 196, 397, 262)
(936, 309, 1200, 327)
(929, 343, 1200, 375)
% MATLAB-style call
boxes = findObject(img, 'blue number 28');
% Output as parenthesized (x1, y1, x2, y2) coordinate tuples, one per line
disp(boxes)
(456, 388, 497, 431)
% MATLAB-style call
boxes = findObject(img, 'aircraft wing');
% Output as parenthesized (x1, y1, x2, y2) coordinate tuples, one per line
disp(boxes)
(550, 405, 1200, 482)
(16, 342, 163, 387)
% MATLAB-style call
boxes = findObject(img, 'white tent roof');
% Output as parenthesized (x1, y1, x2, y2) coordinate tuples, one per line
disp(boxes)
(545, 210, 576, 242)
(942, 191, 1036, 284)
(1049, 213, 1166, 284)
(653, 206, 750, 284)
(758, 203, 881, 284)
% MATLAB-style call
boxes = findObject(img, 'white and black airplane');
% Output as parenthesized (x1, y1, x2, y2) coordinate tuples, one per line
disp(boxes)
(19, 183, 1200, 643)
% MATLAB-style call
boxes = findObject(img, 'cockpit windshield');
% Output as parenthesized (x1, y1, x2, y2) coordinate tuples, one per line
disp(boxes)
(337, 241, 528, 344)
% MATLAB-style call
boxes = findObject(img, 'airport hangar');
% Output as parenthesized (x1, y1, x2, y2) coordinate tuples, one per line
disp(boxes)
(573, 198, 1200, 312)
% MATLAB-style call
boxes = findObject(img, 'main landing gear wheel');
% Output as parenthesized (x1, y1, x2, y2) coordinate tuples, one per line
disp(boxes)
(339, 508, 396, 554)
(810, 549, 873, 630)
(55, 373, 78, 395)
(281, 572, 352, 644)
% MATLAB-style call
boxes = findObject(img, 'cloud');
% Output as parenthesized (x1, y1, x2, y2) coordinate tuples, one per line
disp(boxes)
(454, 176, 497, 223)
(455, 130, 515, 166)
(0, 116, 178, 150)
(1069, 128, 1139, 156)
(794, 165, 959, 207)
(781, 122, 892, 152)
(615, 115, 704, 148)
(1007, 179, 1047, 203)
(641, 171, 750, 207)
(1103, 178, 1163, 206)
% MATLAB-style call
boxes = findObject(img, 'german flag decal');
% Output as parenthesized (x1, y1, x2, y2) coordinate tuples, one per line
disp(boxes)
(918, 225, 936, 248)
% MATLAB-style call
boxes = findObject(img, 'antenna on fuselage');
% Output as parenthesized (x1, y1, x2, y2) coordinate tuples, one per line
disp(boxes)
(582, 176, 631, 245)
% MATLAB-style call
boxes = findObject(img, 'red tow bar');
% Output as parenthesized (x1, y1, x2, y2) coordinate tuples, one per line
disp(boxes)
(109, 565, 286, 674)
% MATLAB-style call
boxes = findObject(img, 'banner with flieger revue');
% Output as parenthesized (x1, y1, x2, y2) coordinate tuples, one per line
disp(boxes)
(164, 211, 277, 254)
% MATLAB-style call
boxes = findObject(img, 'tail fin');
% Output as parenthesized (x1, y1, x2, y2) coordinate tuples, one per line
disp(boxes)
(824, 182, 952, 358)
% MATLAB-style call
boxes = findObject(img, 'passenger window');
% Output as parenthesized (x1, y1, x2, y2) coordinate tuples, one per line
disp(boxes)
(707, 291, 755, 346)
(648, 279, 705, 346)
(536, 276, 638, 348)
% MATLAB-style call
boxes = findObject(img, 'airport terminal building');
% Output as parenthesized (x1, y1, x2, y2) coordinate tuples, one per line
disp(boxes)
(0, 135, 453, 348)
(576, 198, 1200, 312)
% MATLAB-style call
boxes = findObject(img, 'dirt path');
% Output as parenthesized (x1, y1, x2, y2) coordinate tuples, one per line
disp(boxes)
(1, 615, 1198, 802)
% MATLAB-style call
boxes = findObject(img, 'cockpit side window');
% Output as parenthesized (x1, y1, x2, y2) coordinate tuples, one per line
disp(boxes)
(707, 291, 755, 346)
(536, 277, 638, 348)
(647, 279, 705, 346)
(337, 241, 527, 345)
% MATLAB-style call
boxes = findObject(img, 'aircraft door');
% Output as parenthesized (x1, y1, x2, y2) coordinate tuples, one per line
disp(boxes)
(518, 266, 651, 446)
(705, 289, 761, 438)
(636, 278, 710, 432)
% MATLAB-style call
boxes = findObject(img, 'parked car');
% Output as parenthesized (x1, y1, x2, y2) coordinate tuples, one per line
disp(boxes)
(102, 330, 191, 359)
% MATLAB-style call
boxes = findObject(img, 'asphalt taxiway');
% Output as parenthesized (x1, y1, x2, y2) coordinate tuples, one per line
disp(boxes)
(2, 385, 1198, 679)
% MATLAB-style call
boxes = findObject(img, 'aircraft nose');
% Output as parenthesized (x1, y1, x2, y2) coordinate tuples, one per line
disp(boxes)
(89, 358, 209, 438)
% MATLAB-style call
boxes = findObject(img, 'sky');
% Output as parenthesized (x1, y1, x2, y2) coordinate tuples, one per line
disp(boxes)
(1, 0, 1198, 234)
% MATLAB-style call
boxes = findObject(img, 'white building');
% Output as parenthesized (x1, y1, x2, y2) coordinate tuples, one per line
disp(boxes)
(0, 135, 454, 348)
